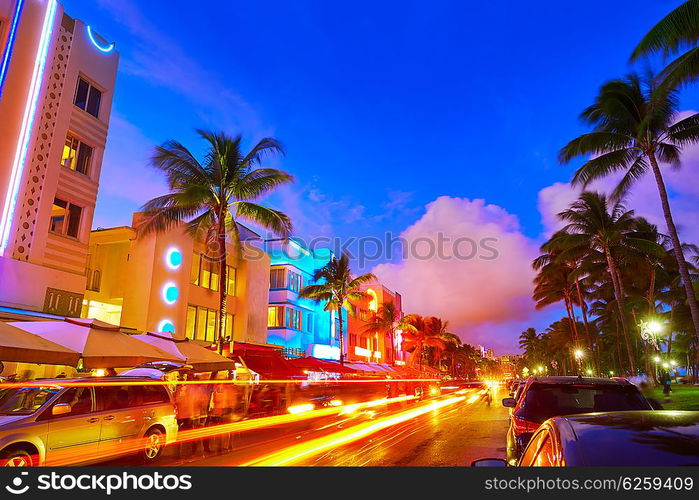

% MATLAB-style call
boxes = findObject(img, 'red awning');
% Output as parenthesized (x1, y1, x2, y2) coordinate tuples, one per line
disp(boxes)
(239, 354, 303, 380)
(288, 357, 356, 374)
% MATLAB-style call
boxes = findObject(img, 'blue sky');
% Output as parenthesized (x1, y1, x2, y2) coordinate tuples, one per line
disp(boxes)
(62, 0, 699, 352)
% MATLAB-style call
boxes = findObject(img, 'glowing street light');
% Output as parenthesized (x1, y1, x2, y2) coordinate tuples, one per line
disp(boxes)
(585, 369, 592, 376)
(574, 349, 584, 359)
(653, 356, 661, 363)
(647, 321, 663, 334)
(662, 362, 670, 369)
(670, 360, 677, 367)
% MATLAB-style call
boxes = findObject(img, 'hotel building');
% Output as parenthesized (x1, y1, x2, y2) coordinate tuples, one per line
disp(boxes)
(82, 214, 271, 344)
(346, 283, 404, 364)
(0, 0, 118, 318)
(265, 239, 340, 359)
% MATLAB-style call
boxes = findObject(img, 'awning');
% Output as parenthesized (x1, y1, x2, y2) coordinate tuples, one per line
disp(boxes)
(8, 318, 180, 368)
(132, 331, 235, 372)
(0, 321, 80, 366)
(288, 357, 356, 374)
(240, 354, 303, 380)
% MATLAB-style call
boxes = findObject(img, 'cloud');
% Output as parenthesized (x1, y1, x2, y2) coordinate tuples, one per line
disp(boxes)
(93, 113, 168, 228)
(537, 152, 699, 246)
(372, 196, 539, 353)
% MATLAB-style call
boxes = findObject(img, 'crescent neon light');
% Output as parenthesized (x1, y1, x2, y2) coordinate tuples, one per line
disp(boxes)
(161, 282, 179, 305)
(157, 319, 175, 333)
(0, 0, 24, 98)
(165, 246, 182, 269)
(86, 25, 115, 53)
(0, 0, 57, 256)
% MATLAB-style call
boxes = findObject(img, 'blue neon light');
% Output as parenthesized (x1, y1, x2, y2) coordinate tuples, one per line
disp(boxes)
(0, 0, 24, 99)
(157, 319, 176, 333)
(0, 0, 57, 255)
(165, 247, 182, 269)
(86, 25, 115, 53)
(162, 282, 179, 305)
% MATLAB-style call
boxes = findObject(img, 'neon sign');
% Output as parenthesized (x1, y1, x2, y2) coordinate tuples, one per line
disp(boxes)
(0, 0, 24, 98)
(86, 25, 115, 53)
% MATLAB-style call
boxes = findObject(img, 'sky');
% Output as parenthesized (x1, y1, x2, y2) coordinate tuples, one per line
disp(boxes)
(62, 0, 699, 353)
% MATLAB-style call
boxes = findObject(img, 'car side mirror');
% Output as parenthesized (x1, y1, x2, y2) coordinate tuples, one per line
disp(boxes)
(502, 397, 516, 408)
(52, 403, 72, 416)
(471, 458, 508, 467)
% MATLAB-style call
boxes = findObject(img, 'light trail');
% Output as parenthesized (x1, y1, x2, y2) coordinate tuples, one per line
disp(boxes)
(0, 378, 439, 389)
(240, 394, 469, 466)
(37, 394, 419, 466)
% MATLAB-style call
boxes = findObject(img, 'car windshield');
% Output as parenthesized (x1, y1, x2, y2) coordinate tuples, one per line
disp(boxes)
(0, 386, 61, 415)
(521, 384, 649, 421)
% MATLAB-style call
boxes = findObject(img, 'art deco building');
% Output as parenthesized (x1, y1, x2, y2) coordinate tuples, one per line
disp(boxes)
(0, 0, 118, 318)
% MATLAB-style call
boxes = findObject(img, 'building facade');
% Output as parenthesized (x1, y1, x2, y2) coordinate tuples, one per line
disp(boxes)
(82, 214, 271, 344)
(264, 239, 340, 359)
(346, 283, 404, 364)
(0, 0, 118, 318)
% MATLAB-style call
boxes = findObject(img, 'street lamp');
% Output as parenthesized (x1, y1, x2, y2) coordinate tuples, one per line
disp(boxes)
(574, 349, 584, 359)
(653, 356, 661, 363)
(585, 369, 593, 376)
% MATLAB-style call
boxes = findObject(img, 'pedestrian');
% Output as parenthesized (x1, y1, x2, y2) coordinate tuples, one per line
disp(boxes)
(206, 372, 236, 452)
(175, 373, 196, 459)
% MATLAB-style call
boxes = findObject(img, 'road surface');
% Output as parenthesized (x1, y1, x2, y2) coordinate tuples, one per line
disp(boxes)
(118, 386, 512, 467)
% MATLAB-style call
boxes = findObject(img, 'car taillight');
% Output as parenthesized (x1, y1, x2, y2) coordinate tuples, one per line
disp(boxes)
(513, 415, 539, 434)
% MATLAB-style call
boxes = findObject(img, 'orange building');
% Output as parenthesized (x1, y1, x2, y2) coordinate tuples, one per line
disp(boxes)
(346, 282, 405, 364)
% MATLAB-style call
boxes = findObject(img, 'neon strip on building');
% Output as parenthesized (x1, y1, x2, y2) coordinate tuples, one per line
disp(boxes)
(0, 0, 24, 98)
(86, 25, 115, 53)
(0, 0, 57, 256)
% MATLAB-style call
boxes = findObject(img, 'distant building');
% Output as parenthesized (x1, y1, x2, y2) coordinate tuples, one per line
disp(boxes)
(264, 239, 339, 359)
(346, 283, 404, 364)
(82, 214, 271, 344)
(0, 0, 118, 319)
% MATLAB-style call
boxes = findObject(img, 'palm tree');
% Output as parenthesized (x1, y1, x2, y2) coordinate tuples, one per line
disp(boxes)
(548, 192, 665, 373)
(139, 130, 293, 351)
(560, 76, 699, 348)
(631, 0, 699, 89)
(400, 314, 446, 372)
(299, 252, 375, 364)
(361, 301, 408, 364)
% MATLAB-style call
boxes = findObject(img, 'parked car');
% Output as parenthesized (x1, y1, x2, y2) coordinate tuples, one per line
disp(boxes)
(0, 377, 178, 466)
(473, 411, 699, 466)
(501, 376, 652, 463)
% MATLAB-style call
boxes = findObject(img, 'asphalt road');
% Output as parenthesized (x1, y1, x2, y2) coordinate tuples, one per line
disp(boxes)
(138, 387, 512, 467)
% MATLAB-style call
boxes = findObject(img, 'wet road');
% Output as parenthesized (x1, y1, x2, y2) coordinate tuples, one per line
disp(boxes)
(161, 387, 510, 467)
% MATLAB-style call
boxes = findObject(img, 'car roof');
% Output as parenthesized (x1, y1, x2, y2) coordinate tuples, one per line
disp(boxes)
(527, 376, 631, 386)
(27, 376, 153, 384)
(551, 411, 699, 466)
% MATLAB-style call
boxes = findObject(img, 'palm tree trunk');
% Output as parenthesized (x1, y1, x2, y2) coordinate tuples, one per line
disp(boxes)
(217, 230, 228, 354)
(605, 249, 634, 374)
(648, 152, 699, 345)
(575, 279, 597, 369)
(338, 306, 345, 365)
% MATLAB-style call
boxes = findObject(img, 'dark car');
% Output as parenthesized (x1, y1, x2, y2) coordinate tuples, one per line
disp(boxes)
(501, 376, 652, 463)
(473, 411, 699, 467)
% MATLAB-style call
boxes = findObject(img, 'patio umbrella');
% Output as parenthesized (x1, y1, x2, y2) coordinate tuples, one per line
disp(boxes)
(0, 321, 80, 366)
(132, 331, 235, 372)
(8, 318, 180, 369)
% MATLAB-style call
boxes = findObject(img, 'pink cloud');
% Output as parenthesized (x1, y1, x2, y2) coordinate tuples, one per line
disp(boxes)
(372, 196, 539, 352)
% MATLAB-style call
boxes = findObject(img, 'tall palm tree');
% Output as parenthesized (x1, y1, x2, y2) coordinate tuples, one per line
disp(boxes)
(631, 0, 699, 88)
(139, 130, 293, 351)
(299, 252, 375, 364)
(559, 75, 699, 347)
(548, 192, 665, 373)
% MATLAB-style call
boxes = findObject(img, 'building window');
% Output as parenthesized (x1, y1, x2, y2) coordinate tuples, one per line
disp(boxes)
(288, 270, 303, 292)
(268, 306, 284, 327)
(185, 305, 232, 342)
(49, 198, 82, 238)
(61, 133, 93, 175)
(359, 309, 369, 321)
(270, 268, 285, 289)
(74, 76, 102, 118)
(305, 312, 314, 333)
(191, 253, 235, 294)
(286, 308, 302, 330)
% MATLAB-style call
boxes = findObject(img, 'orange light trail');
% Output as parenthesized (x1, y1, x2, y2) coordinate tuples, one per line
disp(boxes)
(37, 394, 419, 466)
(240, 395, 469, 466)
(0, 378, 439, 390)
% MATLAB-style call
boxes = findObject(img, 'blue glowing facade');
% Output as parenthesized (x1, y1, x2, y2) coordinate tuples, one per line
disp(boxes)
(265, 239, 339, 359)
